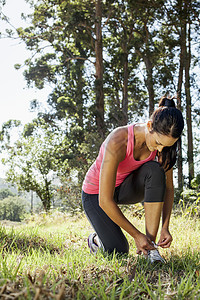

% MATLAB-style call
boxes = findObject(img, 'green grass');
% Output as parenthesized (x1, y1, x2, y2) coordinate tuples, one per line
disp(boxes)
(0, 209, 200, 299)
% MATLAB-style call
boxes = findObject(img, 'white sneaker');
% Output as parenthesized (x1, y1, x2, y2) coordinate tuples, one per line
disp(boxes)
(88, 233, 104, 253)
(147, 242, 166, 264)
(88, 233, 99, 253)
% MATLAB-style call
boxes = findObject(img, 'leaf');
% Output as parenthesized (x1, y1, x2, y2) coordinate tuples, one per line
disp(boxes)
(14, 64, 21, 70)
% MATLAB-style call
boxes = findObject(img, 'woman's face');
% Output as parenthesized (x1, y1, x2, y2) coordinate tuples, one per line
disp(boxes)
(145, 121, 178, 152)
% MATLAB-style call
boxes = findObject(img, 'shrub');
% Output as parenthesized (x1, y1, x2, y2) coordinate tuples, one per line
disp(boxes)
(0, 188, 16, 200)
(178, 175, 200, 217)
(0, 196, 28, 221)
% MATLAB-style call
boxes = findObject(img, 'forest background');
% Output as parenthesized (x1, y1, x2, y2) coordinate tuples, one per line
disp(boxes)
(0, 0, 200, 214)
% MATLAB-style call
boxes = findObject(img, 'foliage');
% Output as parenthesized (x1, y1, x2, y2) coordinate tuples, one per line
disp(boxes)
(8, 0, 182, 176)
(191, 173, 200, 189)
(0, 196, 27, 221)
(0, 188, 16, 200)
(52, 176, 82, 213)
(16, 0, 177, 124)
(10, 0, 199, 184)
(179, 190, 200, 217)
(1, 118, 70, 212)
(0, 120, 21, 145)
(1, 0, 200, 193)
(178, 173, 200, 217)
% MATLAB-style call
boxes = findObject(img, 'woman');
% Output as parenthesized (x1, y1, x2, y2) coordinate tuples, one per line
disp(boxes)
(82, 97, 184, 263)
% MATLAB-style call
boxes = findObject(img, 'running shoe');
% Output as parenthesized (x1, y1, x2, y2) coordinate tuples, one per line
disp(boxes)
(87, 233, 99, 253)
(147, 242, 166, 264)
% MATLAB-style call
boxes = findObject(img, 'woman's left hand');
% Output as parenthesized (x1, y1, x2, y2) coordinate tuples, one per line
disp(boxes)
(157, 227, 173, 248)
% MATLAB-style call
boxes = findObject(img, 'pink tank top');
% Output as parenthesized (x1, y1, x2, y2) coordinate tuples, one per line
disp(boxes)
(82, 124, 157, 194)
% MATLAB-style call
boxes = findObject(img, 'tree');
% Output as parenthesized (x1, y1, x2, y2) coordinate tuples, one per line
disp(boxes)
(176, 0, 185, 191)
(11, 0, 108, 185)
(184, 1, 194, 186)
(1, 119, 69, 211)
(0, 196, 27, 221)
(15, 0, 106, 136)
(104, 0, 145, 127)
(0, 188, 16, 200)
(129, 0, 168, 116)
(2, 0, 200, 191)
(101, 0, 174, 129)
(95, 0, 105, 137)
(11, 0, 175, 125)
(164, 0, 200, 186)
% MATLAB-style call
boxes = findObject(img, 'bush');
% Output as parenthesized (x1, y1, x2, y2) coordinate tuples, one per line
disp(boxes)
(179, 188, 200, 218)
(0, 188, 16, 200)
(0, 196, 28, 221)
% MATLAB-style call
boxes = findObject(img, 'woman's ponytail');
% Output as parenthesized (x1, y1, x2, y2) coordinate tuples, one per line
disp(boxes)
(159, 97, 176, 108)
(151, 97, 184, 171)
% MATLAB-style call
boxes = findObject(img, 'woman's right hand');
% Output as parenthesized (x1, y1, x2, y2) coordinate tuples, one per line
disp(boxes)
(134, 232, 155, 255)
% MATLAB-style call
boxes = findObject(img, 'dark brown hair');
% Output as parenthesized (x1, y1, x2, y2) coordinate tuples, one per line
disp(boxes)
(150, 97, 184, 171)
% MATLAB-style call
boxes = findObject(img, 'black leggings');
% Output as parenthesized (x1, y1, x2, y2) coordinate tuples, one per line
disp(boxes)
(82, 161, 166, 255)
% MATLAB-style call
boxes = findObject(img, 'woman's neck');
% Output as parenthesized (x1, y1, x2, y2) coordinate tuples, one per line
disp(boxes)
(134, 123, 147, 149)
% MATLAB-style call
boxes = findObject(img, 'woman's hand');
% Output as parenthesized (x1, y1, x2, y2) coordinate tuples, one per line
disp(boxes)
(157, 227, 172, 248)
(134, 232, 155, 255)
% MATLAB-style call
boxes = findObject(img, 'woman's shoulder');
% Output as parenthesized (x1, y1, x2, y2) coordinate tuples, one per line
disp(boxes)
(107, 125, 128, 144)
(104, 126, 129, 160)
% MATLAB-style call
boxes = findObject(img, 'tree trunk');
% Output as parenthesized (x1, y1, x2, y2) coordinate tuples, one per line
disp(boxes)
(144, 55, 154, 117)
(177, 13, 185, 191)
(76, 44, 85, 129)
(184, 21, 194, 186)
(36, 179, 51, 212)
(122, 35, 128, 125)
(31, 190, 33, 214)
(143, 24, 154, 117)
(95, 0, 105, 138)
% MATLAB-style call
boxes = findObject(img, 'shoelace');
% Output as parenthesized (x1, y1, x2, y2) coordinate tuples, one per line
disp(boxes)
(147, 242, 166, 263)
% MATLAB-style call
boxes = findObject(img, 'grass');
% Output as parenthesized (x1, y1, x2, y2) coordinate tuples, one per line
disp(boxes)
(0, 207, 199, 299)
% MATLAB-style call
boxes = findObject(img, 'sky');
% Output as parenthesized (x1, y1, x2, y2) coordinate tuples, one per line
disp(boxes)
(0, 0, 51, 127)
(0, 0, 51, 177)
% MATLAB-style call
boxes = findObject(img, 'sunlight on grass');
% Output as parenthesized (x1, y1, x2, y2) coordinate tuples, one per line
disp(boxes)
(0, 209, 199, 299)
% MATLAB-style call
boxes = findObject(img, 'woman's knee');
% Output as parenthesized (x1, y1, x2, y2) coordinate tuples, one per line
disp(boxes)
(144, 161, 165, 185)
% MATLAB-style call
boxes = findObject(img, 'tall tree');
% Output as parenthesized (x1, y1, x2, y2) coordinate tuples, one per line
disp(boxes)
(95, 0, 105, 137)
(130, 0, 166, 116)
(17, 0, 106, 138)
(184, 14, 194, 185)
(163, 0, 200, 187)
(15, 0, 107, 183)
(164, 0, 186, 190)
(104, 0, 144, 126)
(176, 1, 185, 191)
(104, 0, 170, 126)
(3, 0, 200, 190)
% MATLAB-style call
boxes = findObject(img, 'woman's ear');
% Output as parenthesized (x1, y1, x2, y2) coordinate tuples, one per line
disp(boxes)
(147, 121, 153, 132)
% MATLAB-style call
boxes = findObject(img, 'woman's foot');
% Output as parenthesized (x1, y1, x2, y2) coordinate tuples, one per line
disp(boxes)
(87, 233, 101, 253)
(146, 242, 166, 263)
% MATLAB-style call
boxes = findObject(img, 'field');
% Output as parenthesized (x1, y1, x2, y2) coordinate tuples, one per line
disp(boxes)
(0, 207, 199, 299)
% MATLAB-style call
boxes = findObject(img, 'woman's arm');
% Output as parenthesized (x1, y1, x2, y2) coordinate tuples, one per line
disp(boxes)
(162, 168, 174, 228)
(99, 128, 155, 255)
(157, 168, 174, 248)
